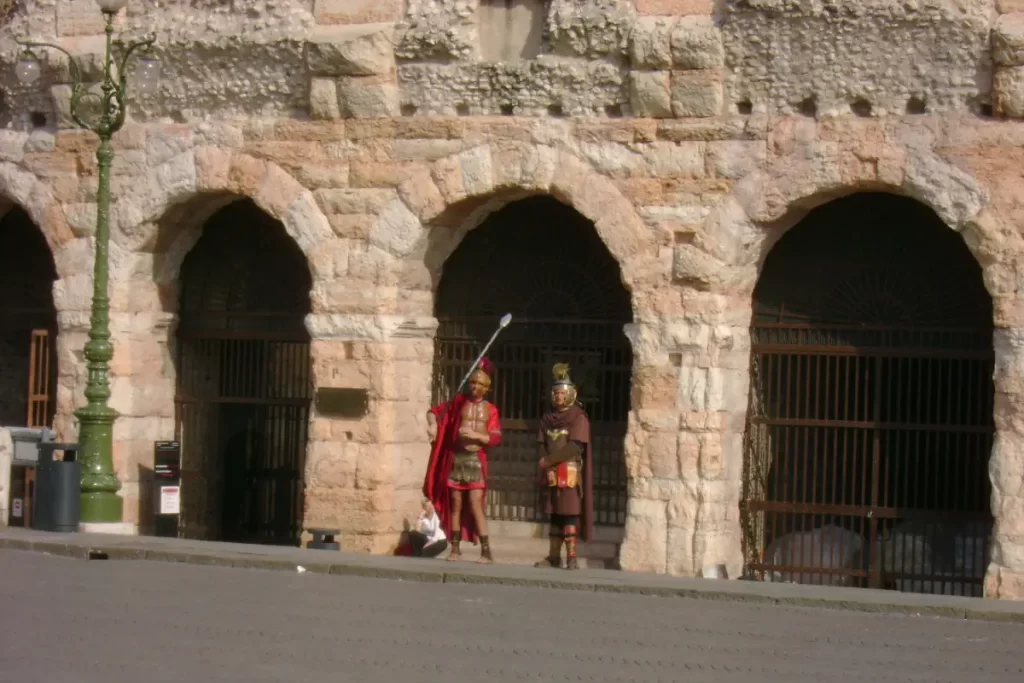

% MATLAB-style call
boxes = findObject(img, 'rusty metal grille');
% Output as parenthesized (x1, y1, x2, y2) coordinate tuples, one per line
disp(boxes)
(742, 194, 995, 597)
(434, 318, 631, 526)
(174, 200, 312, 546)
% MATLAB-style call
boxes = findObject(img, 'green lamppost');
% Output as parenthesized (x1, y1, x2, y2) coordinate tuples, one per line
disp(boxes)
(14, 0, 159, 524)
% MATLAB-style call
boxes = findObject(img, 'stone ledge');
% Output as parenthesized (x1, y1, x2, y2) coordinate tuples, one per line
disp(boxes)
(3, 529, 1023, 622)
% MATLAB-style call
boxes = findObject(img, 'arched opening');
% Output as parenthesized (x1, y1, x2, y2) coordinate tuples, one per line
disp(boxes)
(434, 196, 633, 532)
(742, 193, 994, 596)
(174, 199, 312, 546)
(0, 205, 58, 527)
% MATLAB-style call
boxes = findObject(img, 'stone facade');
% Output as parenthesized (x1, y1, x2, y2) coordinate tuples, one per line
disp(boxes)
(0, 0, 1023, 599)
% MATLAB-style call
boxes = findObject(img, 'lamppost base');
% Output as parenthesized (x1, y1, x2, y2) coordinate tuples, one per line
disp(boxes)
(80, 491, 123, 523)
(79, 521, 136, 536)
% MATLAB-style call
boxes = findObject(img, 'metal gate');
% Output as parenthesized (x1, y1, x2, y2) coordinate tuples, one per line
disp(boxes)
(742, 194, 995, 596)
(174, 199, 312, 546)
(434, 317, 631, 526)
(433, 196, 634, 527)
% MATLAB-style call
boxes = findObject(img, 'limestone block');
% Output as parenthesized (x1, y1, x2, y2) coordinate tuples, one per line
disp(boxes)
(619, 498, 669, 573)
(635, 0, 712, 14)
(56, 0, 107, 37)
(306, 24, 396, 77)
(645, 431, 679, 478)
(310, 78, 342, 121)
(0, 130, 27, 163)
(677, 430, 700, 476)
(995, 14, 1024, 67)
(671, 69, 722, 118)
(630, 71, 673, 118)
(707, 140, 767, 179)
(673, 243, 728, 289)
(315, 0, 403, 24)
(670, 16, 724, 70)
(548, 0, 634, 58)
(630, 17, 674, 69)
(995, 66, 1024, 118)
(338, 76, 400, 118)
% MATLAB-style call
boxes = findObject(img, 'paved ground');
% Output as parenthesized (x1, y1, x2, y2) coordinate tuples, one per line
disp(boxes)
(1, 549, 1023, 683)
(4, 527, 1024, 623)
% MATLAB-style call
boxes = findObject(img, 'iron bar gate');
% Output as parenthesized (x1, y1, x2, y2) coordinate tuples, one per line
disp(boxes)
(175, 325, 311, 546)
(741, 194, 995, 597)
(744, 324, 994, 594)
(434, 317, 631, 526)
(174, 199, 313, 547)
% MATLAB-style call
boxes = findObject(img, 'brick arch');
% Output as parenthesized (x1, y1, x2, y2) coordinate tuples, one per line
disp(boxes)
(367, 143, 660, 310)
(145, 148, 334, 287)
(0, 161, 74, 255)
(696, 145, 990, 297)
(703, 141, 1024, 598)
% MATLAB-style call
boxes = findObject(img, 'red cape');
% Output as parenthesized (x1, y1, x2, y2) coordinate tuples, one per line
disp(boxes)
(422, 394, 501, 545)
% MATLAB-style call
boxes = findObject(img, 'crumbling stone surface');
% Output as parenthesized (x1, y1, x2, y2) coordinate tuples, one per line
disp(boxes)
(1, 0, 1023, 600)
(720, 0, 994, 116)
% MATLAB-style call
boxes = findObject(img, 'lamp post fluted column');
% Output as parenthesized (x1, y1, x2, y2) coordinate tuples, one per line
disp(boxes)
(16, 2, 159, 524)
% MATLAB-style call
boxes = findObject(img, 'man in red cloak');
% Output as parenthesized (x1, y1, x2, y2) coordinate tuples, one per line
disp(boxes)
(534, 363, 593, 570)
(422, 357, 501, 563)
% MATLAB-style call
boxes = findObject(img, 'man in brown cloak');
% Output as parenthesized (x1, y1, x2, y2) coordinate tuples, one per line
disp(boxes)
(534, 363, 593, 570)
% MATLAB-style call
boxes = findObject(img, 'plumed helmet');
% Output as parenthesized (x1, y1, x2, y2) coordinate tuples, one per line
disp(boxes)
(551, 362, 578, 407)
(476, 357, 496, 381)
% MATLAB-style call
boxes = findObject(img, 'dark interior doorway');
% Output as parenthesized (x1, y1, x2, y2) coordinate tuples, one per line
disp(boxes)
(174, 199, 312, 546)
(0, 206, 58, 429)
(434, 196, 633, 526)
(742, 193, 994, 596)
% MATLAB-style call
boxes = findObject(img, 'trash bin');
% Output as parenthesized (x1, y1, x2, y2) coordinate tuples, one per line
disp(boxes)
(7, 427, 56, 528)
(32, 443, 80, 533)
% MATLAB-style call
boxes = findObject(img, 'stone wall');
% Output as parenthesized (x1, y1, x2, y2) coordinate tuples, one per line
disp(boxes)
(0, 0, 1022, 599)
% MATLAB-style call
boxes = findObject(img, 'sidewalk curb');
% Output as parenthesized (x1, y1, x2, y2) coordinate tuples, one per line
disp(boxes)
(4, 536, 1022, 624)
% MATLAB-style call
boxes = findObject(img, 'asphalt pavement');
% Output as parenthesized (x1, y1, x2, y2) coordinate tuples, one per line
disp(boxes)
(1, 549, 1022, 683)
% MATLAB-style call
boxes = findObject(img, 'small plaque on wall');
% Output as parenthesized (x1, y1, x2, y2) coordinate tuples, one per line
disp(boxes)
(315, 388, 369, 419)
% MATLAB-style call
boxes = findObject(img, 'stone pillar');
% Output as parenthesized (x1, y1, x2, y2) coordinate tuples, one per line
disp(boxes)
(618, 299, 749, 578)
(986, 323, 1024, 599)
(304, 316, 437, 552)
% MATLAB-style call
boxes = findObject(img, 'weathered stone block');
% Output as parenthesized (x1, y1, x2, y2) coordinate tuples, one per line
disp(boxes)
(315, 0, 403, 24)
(619, 499, 668, 573)
(635, 0, 712, 15)
(310, 78, 342, 121)
(670, 16, 724, 70)
(306, 24, 396, 77)
(630, 71, 673, 118)
(992, 66, 1023, 119)
(630, 17, 674, 69)
(56, 0, 107, 37)
(995, 15, 1024, 67)
(673, 243, 727, 289)
(338, 76, 400, 118)
(671, 70, 723, 118)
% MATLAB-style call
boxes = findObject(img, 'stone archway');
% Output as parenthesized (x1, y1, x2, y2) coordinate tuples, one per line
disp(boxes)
(432, 196, 635, 547)
(742, 192, 994, 596)
(174, 199, 313, 546)
(685, 138, 1024, 596)
(0, 203, 59, 528)
(310, 143, 665, 557)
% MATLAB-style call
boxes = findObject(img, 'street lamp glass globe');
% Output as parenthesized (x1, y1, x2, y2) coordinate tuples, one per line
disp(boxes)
(94, 0, 129, 13)
(15, 58, 41, 85)
(132, 58, 160, 95)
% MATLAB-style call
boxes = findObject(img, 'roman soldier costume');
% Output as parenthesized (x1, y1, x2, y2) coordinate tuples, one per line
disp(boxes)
(422, 357, 502, 563)
(535, 363, 593, 570)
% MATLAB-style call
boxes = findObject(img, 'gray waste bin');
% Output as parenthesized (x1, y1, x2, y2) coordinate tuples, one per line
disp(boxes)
(32, 443, 80, 533)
